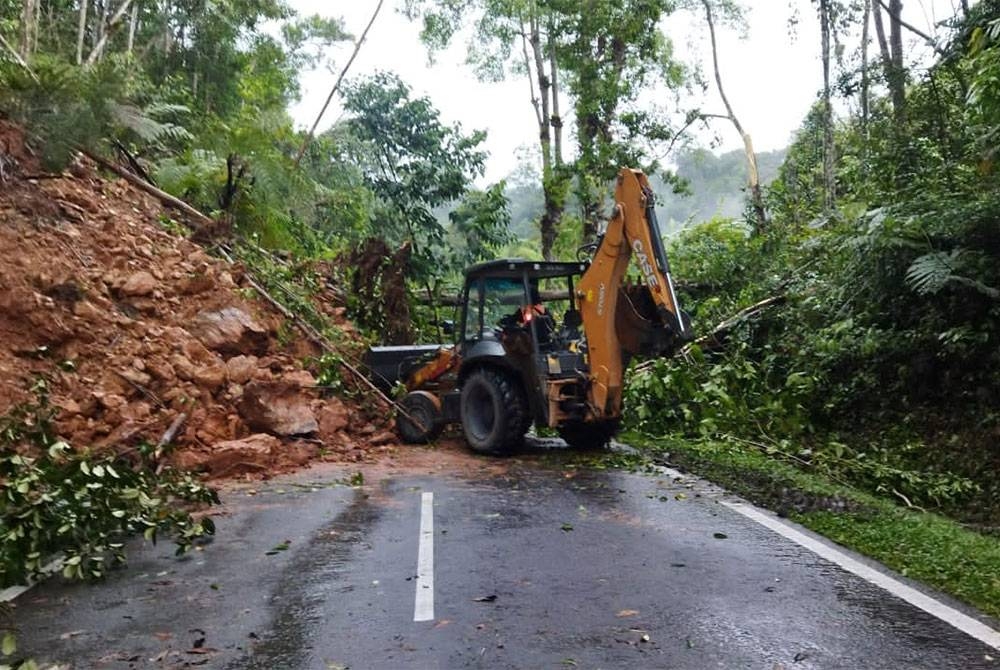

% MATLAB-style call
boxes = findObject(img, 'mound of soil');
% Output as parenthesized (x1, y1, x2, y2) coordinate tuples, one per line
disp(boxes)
(0, 121, 398, 478)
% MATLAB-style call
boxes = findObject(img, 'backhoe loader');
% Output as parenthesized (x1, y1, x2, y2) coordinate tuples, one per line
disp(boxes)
(364, 167, 691, 454)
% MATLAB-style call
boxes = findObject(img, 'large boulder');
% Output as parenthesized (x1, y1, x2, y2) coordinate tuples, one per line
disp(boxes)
(176, 434, 281, 477)
(189, 307, 269, 356)
(316, 397, 350, 436)
(238, 381, 317, 436)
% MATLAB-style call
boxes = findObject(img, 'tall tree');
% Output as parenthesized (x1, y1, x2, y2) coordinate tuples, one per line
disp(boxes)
(873, 0, 906, 122)
(406, 0, 569, 260)
(701, 0, 767, 234)
(818, 0, 836, 211)
(341, 71, 492, 281)
(553, 0, 684, 241)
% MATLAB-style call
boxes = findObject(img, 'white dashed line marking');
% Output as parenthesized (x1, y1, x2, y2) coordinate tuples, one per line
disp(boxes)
(414, 491, 435, 622)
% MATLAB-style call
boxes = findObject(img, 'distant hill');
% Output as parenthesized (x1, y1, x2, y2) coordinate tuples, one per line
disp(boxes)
(650, 147, 786, 234)
(503, 146, 787, 241)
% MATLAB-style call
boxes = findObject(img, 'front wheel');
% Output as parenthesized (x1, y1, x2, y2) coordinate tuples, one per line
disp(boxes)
(397, 391, 444, 444)
(460, 368, 528, 456)
(558, 420, 619, 451)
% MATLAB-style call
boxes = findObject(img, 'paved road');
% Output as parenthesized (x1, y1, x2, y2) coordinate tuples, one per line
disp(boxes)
(10, 443, 999, 669)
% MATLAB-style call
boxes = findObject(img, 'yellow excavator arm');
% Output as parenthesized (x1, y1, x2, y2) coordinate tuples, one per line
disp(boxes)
(575, 168, 691, 419)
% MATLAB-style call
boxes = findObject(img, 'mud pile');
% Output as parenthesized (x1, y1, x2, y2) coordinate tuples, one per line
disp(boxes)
(0, 121, 397, 478)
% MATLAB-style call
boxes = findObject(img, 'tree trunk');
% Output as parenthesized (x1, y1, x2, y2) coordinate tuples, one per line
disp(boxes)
(526, 6, 562, 260)
(873, 0, 906, 123)
(861, 0, 871, 135)
(20, 0, 35, 58)
(86, 0, 138, 66)
(548, 21, 563, 167)
(94, 0, 107, 50)
(702, 0, 767, 234)
(76, 0, 89, 64)
(127, 0, 140, 54)
(820, 0, 836, 212)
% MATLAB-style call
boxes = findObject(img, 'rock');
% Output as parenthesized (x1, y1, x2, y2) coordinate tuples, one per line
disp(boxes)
(179, 272, 215, 295)
(170, 354, 197, 381)
(95, 391, 127, 410)
(226, 355, 258, 385)
(193, 363, 227, 391)
(317, 398, 350, 436)
(369, 430, 396, 446)
(118, 367, 152, 387)
(215, 433, 281, 454)
(119, 401, 152, 422)
(282, 369, 316, 388)
(238, 381, 318, 436)
(120, 271, 158, 297)
(72, 300, 104, 321)
(171, 434, 280, 476)
(189, 307, 269, 356)
(54, 397, 82, 416)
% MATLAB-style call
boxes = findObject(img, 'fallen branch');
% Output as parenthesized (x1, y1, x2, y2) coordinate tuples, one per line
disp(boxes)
(635, 293, 786, 373)
(82, 150, 213, 230)
(112, 139, 156, 186)
(0, 32, 40, 84)
(157, 412, 188, 452)
(688, 294, 786, 353)
(114, 370, 165, 408)
(294, 0, 385, 166)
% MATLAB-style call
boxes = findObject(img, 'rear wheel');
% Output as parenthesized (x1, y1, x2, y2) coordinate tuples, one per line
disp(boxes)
(460, 368, 528, 455)
(397, 392, 444, 444)
(558, 420, 619, 451)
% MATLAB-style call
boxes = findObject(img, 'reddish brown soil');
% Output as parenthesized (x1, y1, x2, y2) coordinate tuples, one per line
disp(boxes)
(0, 121, 399, 479)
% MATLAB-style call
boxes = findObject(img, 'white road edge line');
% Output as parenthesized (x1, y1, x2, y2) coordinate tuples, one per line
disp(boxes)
(722, 501, 1000, 651)
(414, 491, 435, 622)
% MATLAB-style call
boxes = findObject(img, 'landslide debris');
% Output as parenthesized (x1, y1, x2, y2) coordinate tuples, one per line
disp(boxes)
(0, 121, 395, 478)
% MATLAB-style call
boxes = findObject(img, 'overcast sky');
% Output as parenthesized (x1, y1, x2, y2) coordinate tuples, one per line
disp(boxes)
(287, 0, 959, 183)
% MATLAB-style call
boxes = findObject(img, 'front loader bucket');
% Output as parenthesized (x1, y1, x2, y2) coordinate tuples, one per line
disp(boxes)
(363, 345, 444, 393)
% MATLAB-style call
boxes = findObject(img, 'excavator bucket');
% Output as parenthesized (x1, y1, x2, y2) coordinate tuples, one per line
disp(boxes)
(615, 283, 688, 357)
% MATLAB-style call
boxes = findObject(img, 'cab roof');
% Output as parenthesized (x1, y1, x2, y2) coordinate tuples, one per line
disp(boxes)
(464, 259, 588, 281)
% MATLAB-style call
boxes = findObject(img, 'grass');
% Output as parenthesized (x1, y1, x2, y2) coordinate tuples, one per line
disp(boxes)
(619, 431, 1000, 620)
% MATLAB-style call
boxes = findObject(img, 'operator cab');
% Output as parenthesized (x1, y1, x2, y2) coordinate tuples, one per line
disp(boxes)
(459, 259, 588, 357)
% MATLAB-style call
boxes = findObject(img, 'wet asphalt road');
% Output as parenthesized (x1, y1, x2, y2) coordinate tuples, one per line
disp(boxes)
(9, 444, 1000, 670)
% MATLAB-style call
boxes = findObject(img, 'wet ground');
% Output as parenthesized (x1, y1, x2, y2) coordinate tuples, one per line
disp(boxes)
(9, 439, 1000, 669)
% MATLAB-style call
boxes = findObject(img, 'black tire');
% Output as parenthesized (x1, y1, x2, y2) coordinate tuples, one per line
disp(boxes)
(558, 420, 619, 451)
(460, 368, 528, 455)
(397, 392, 444, 444)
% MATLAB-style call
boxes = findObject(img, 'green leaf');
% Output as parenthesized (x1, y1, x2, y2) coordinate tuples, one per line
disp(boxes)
(1, 632, 15, 656)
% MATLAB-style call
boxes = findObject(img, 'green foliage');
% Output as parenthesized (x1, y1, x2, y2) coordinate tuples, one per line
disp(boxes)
(314, 353, 345, 392)
(0, 386, 218, 589)
(0, 55, 191, 169)
(622, 4, 1000, 524)
(447, 182, 515, 268)
(341, 71, 494, 281)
